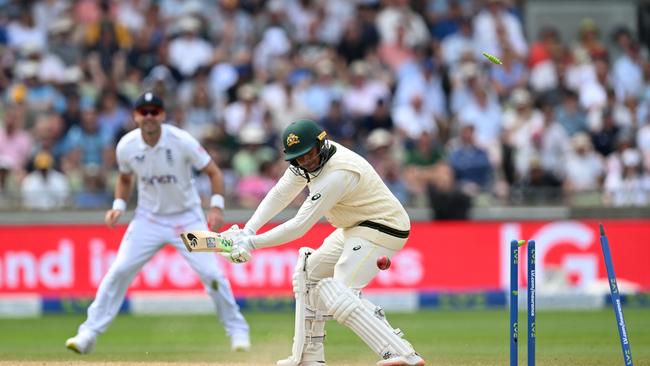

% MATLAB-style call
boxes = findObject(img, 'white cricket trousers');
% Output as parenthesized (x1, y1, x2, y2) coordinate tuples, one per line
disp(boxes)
(78, 208, 249, 338)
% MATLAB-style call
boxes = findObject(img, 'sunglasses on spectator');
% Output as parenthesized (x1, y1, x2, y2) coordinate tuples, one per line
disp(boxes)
(137, 108, 162, 116)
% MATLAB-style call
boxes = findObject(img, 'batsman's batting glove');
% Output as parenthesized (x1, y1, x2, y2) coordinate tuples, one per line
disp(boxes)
(220, 233, 255, 264)
(220, 224, 256, 241)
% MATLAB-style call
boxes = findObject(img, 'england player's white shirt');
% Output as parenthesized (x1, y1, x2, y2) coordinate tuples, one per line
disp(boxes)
(116, 124, 211, 215)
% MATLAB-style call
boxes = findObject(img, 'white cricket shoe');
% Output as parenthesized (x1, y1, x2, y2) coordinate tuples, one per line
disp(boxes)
(376, 353, 425, 366)
(277, 343, 326, 366)
(231, 333, 251, 352)
(65, 332, 96, 354)
(276, 357, 326, 366)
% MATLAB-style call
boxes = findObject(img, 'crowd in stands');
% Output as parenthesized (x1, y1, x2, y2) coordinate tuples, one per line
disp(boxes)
(1, 0, 650, 218)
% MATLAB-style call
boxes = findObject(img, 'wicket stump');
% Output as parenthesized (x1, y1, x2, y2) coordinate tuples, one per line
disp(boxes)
(510, 239, 535, 366)
(599, 224, 634, 365)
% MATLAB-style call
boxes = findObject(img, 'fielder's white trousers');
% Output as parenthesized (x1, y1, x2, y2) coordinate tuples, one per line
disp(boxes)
(78, 208, 249, 338)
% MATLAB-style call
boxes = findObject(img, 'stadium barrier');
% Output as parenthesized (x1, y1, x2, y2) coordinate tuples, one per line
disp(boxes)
(1, 220, 649, 316)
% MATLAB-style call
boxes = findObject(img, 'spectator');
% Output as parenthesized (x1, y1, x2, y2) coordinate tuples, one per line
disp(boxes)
(184, 83, 217, 139)
(572, 18, 607, 62)
(555, 90, 587, 136)
(97, 90, 130, 143)
(536, 101, 571, 179)
(612, 36, 644, 101)
(403, 131, 445, 203)
(564, 132, 605, 194)
(376, 0, 430, 49)
(46, 17, 81, 67)
(74, 164, 111, 209)
(528, 26, 562, 93)
(392, 93, 438, 142)
(21, 152, 70, 210)
(232, 125, 276, 178)
(300, 60, 341, 120)
(515, 159, 563, 205)
(0, 105, 32, 181)
(7, 8, 46, 50)
(427, 0, 475, 41)
(393, 59, 447, 125)
(440, 16, 475, 67)
(61, 107, 114, 168)
(261, 76, 313, 133)
(168, 16, 213, 79)
(84, 2, 132, 73)
(235, 160, 279, 209)
(457, 82, 502, 152)
(320, 99, 356, 149)
(603, 148, 648, 206)
(341, 60, 390, 121)
(448, 122, 493, 194)
(223, 84, 266, 136)
(207, 0, 255, 52)
(490, 46, 528, 100)
(253, 26, 291, 76)
(377, 23, 416, 73)
(336, 10, 379, 64)
(427, 162, 472, 220)
(473, 0, 527, 59)
(503, 88, 544, 176)
(364, 128, 409, 203)
(591, 108, 620, 157)
(359, 98, 394, 136)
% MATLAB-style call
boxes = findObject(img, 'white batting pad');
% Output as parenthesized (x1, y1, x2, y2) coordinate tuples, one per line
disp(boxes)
(316, 278, 415, 360)
(278, 248, 326, 366)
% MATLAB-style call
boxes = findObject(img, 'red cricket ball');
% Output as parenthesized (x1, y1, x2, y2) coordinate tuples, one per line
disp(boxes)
(376, 255, 391, 270)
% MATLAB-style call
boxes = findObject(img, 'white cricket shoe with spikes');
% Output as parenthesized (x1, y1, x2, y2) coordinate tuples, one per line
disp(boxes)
(376, 353, 425, 366)
(231, 333, 251, 352)
(65, 331, 96, 354)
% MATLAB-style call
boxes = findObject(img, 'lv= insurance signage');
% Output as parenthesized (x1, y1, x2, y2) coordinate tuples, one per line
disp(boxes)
(0, 220, 648, 296)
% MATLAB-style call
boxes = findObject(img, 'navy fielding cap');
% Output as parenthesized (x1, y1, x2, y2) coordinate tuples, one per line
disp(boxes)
(133, 92, 164, 110)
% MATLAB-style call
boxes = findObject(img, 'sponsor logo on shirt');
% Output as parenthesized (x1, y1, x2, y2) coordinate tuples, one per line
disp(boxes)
(134, 155, 145, 163)
(140, 174, 178, 185)
(166, 149, 173, 165)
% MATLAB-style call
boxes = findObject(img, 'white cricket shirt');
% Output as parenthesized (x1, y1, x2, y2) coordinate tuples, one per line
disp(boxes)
(116, 124, 211, 215)
(246, 141, 410, 249)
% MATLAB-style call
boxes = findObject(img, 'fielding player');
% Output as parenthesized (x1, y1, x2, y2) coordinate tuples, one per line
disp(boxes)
(65, 92, 250, 354)
(222, 119, 424, 366)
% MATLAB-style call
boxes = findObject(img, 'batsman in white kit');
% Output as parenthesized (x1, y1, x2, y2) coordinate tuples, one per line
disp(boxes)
(188, 119, 425, 365)
(65, 92, 250, 354)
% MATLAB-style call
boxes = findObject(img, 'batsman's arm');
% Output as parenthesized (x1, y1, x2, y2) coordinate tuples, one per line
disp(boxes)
(252, 170, 357, 249)
(245, 168, 307, 232)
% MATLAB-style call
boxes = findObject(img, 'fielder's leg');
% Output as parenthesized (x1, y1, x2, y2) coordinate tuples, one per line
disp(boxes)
(67, 219, 163, 353)
(173, 221, 250, 351)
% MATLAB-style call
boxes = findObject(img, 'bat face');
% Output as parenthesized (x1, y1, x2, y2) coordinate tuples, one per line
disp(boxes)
(180, 231, 233, 252)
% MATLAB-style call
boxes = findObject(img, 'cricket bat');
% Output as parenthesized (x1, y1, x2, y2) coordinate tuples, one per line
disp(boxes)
(180, 231, 233, 253)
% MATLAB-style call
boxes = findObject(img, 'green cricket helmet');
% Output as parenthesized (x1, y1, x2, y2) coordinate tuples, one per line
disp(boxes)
(281, 119, 333, 180)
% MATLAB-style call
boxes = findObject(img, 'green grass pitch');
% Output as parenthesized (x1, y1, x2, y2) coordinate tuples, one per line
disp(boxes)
(0, 309, 648, 365)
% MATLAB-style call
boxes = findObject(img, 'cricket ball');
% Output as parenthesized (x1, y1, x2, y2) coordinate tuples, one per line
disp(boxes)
(376, 255, 391, 270)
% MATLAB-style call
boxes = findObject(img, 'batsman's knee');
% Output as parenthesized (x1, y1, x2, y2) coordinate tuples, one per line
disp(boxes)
(314, 277, 360, 324)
